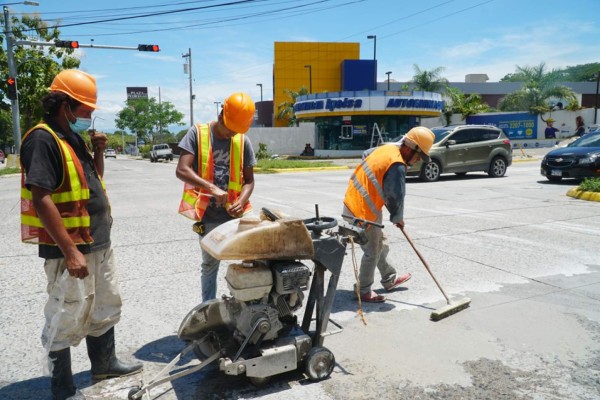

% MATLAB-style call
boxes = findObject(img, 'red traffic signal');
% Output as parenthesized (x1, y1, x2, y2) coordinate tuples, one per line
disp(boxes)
(55, 40, 79, 49)
(138, 44, 160, 52)
(6, 77, 17, 100)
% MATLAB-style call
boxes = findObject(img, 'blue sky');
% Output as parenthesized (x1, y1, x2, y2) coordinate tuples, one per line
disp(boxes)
(6, 0, 600, 132)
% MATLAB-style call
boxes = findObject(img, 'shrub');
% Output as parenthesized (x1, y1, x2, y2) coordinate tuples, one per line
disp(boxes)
(256, 143, 271, 160)
(578, 177, 600, 193)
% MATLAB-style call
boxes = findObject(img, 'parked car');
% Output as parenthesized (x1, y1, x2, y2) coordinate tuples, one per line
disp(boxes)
(150, 144, 173, 162)
(540, 131, 600, 182)
(407, 125, 513, 182)
(105, 148, 117, 158)
(0, 150, 5, 164)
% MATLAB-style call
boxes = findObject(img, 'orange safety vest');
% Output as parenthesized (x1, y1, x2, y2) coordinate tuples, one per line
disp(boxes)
(344, 144, 406, 223)
(20, 123, 104, 246)
(178, 123, 252, 221)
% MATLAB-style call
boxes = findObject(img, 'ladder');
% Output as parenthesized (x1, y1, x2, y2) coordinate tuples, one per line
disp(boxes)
(370, 122, 386, 148)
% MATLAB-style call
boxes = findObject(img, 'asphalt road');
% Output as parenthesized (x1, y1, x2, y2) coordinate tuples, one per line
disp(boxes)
(0, 156, 599, 400)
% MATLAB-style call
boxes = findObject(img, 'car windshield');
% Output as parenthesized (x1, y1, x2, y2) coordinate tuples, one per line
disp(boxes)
(431, 128, 453, 143)
(567, 132, 600, 148)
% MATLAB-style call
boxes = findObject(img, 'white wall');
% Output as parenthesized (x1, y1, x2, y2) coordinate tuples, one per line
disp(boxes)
(246, 122, 315, 156)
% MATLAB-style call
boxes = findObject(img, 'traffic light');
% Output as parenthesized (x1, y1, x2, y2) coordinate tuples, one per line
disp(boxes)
(6, 77, 17, 100)
(138, 44, 160, 52)
(55, 40, 79, 49)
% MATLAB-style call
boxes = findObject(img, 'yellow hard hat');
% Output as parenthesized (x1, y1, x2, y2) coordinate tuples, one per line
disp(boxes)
(405, 126, 435, 161)
(222, 92, 255, 133)
(50, 69, 98, 109)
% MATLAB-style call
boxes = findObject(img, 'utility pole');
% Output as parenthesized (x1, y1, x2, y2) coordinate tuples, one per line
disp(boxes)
(182, 48, 194, 126)
(158, 86, 162, 142)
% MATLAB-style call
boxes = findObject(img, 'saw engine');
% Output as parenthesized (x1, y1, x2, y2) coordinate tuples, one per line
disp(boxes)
(225, 260, 311, 345)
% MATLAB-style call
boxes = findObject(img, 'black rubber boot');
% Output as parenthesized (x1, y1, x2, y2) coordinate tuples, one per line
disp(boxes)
(86, 327, 143, 381)
(49, 348, 84, 400)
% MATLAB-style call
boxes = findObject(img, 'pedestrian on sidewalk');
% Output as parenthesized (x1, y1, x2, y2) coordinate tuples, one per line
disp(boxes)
(342, 127, 435, 303)
(545, 118, 559, 139)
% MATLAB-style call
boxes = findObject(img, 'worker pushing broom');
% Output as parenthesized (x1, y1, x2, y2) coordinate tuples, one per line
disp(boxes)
(342, 126, 470, 321)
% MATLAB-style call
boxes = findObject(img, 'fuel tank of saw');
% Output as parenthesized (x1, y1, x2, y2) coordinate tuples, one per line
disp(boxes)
(200, 217, 314, 260)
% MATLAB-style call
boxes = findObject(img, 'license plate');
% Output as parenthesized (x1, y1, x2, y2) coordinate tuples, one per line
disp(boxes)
(551, 169, 562, 177)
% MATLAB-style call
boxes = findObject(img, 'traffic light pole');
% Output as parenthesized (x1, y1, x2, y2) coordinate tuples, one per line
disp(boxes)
(16, 39, 149, 51)
(4, 6, 22, 154)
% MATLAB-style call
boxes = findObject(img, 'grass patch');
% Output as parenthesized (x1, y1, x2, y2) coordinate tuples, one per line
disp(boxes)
(256, 158, 334, 172)
(578, 177, 600, 192)
(0, 167, 20, 176)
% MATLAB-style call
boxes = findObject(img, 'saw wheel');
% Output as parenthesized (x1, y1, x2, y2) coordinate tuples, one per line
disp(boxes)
(304, 346, 335, 382)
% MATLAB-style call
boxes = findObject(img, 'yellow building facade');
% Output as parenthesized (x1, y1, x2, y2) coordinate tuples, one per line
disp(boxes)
(273, 42, 359, 127)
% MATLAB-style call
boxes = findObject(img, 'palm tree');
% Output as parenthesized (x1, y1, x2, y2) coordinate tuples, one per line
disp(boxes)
(412, 65, 448, 92)
(443, 86, 490, 126)
(276, 87, 309, 127)
(498, 63, 579, 117)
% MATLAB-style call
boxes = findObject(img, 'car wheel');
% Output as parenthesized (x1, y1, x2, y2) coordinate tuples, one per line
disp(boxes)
(419, 160, 441, 182)
(546, 176, 562, 182)
(488, 156, 507, 177)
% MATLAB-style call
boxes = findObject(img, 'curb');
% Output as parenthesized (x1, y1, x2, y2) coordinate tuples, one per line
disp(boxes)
(256, 166, 351, 173)
(566, 188, 600, 202)
(512, 157, 541, 163)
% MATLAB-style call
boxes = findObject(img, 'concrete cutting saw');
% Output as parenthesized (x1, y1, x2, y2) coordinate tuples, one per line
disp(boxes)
(128, 205, 369, 399)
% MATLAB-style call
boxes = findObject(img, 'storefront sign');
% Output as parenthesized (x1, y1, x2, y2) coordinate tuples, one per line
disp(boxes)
(386, 98, 444, 111)
(467, 113, 537, 140)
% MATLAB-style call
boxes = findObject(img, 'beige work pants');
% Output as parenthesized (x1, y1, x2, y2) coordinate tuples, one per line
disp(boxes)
(41, 247, 122, 351)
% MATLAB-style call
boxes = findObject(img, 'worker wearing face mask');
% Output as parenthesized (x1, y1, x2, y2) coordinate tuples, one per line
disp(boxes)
(20, 69, 142, 400)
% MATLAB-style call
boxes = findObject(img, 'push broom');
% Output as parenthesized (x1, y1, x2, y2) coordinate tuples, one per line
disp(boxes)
(400, 226, 471, 321)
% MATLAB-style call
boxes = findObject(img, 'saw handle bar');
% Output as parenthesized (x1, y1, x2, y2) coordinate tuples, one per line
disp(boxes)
(341, 214, 384, 229)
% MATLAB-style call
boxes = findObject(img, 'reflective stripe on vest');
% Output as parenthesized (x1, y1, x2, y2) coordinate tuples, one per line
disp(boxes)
(343, 144, 405, 223)
(178, 124, 252, 221)
(20, 123, 94, 246)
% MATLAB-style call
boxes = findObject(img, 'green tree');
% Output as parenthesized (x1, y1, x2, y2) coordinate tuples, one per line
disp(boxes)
(0, 11, 80, 145)
(443, 86, 490, 125)
(411, 65, 448, 92)
(277, 86, 308, 126)
(500, 62, 600, 82)
(498, 63, 578, 115)
(115, 98, 184, 144)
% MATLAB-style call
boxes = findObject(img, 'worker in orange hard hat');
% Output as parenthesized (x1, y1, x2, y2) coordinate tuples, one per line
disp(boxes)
(176, 92, 257, 301)
(20, 69, 142, 400)
(343, 126, 435, 303)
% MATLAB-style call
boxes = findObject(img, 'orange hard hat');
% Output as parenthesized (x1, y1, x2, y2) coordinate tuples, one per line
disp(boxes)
(222, 92, 255, 133)
(50, 69, 98, 109)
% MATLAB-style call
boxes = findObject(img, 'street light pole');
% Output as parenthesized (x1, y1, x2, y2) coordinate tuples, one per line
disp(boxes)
(214, 101, 221, 119)
(367, 35, 376, 61)
(256, 83, 263, 102)
(182, 48, 194, 126)
(91, 116, 104, 132)
(386, 71, 392, 91)
(594, 72, 600, 125)
(304, 65, 312, 94)
(367, 35, 377, 89)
